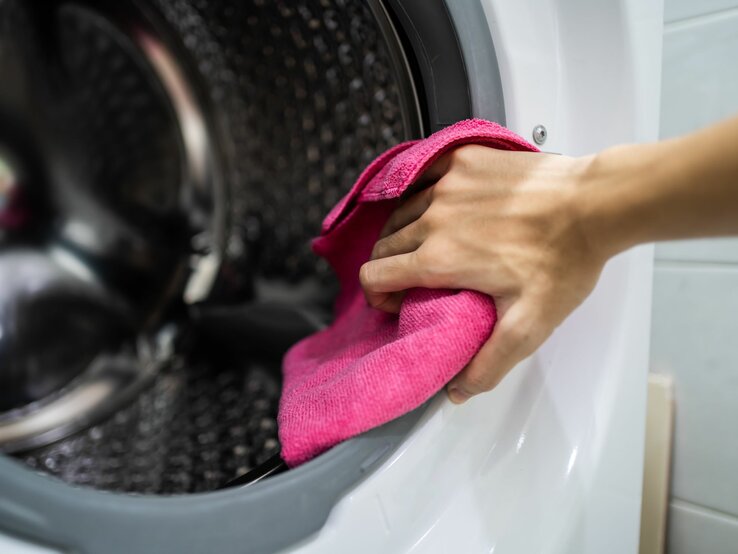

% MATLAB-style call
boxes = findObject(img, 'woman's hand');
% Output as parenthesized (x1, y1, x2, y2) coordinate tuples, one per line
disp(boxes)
(360, 115, 738, 403)
(359, 145, 607, 403)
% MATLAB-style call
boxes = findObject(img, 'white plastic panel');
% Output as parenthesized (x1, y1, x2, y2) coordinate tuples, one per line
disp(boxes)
(482, 0, 663, 154)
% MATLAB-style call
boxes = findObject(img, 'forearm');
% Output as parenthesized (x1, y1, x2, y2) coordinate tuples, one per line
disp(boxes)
(581, 115, 738, 258)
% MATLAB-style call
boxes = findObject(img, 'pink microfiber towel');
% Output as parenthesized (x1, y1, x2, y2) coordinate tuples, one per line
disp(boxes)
(279, 119, 538, 467)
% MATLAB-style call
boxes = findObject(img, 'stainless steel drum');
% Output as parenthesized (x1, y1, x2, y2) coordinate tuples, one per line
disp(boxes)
(0, 0, 420, 494)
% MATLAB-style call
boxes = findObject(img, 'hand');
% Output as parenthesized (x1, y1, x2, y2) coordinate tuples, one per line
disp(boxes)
(359, 144, 606, 403)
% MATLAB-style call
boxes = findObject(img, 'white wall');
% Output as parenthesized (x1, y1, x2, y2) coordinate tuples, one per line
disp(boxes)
(652, 1, 738, 552)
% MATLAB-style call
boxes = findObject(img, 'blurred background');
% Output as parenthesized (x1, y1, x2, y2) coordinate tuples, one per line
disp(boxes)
(652, 0, 738, 551)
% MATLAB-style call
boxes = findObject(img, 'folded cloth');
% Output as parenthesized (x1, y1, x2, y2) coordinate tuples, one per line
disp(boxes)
(278, 119, 538, 467)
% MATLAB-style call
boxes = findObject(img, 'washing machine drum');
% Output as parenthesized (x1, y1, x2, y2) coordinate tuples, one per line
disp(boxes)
(0, 0, 502, 550)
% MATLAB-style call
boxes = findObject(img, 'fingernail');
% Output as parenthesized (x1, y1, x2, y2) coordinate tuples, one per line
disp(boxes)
(447, 386, 471, 404)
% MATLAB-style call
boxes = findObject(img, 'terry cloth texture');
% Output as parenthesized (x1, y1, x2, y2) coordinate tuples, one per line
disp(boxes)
(279, 119, 538, 467)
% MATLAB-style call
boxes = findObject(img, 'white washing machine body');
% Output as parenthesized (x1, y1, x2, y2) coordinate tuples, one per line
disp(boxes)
(286, 0, 663, 552)
(0, 0, 662, 553)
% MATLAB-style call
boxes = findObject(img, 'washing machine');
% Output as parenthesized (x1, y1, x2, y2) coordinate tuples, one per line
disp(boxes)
(0, 0, 663, 552)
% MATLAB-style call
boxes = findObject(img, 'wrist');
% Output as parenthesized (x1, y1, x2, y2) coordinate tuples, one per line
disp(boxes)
(574, 143, 660, 262)
(570, 116, 738, 262)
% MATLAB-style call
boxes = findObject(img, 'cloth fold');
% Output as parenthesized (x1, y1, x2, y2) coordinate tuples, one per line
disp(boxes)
(278, 119, 538, 467)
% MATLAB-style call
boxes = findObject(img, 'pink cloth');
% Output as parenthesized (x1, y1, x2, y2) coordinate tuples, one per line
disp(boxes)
(278, 119, 538, 467)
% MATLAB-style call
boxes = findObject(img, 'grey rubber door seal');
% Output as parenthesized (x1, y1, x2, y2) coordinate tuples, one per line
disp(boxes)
(0, 405, 427, 554)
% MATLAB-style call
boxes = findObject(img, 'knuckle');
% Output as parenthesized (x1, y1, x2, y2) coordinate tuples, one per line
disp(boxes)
(431, 177, 451, 198)
(413, 215, 430, 237)
(409, 185, 436, 212)
(413, 250, 435, 286)
(497, 314, 544, 361)
(366, 292, 386, 309)
(419, 209, 437, 231)
(448, 144, 475, 168)
(415, 243, 449, 285)
(359, 262, 377, 288)
(462, 371, 494, 394)
(371, 237, 389, 259)
(420, 204, 445, 230)
(414, 244, 435, 266)
(501, 325, 528, 352)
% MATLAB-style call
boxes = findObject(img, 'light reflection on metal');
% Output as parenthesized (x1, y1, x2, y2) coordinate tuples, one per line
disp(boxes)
(134, 28, 223, 304)
(0, 350, 161, 453)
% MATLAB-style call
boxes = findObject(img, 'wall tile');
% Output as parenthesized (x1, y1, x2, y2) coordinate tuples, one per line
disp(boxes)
(654, 1, 738, 548)
(660, 10, 738, 139)
(668, 500, 738, 554)
(650, 266, 738, 516)
(665, 1, 738, 23)
(656, 238, 738, 264)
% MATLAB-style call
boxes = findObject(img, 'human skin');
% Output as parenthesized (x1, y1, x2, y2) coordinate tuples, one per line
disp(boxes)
(359, 115, 738, 404)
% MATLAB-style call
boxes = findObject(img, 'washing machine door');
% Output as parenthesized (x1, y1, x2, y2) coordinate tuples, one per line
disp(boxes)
(0, 1, 503, 552)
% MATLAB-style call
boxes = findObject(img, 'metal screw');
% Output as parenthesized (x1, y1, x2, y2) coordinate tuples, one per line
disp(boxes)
(532, 124, 547, 145)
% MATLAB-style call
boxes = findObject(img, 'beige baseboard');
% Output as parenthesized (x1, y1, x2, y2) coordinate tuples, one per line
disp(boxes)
(639, 373, 675, 554)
